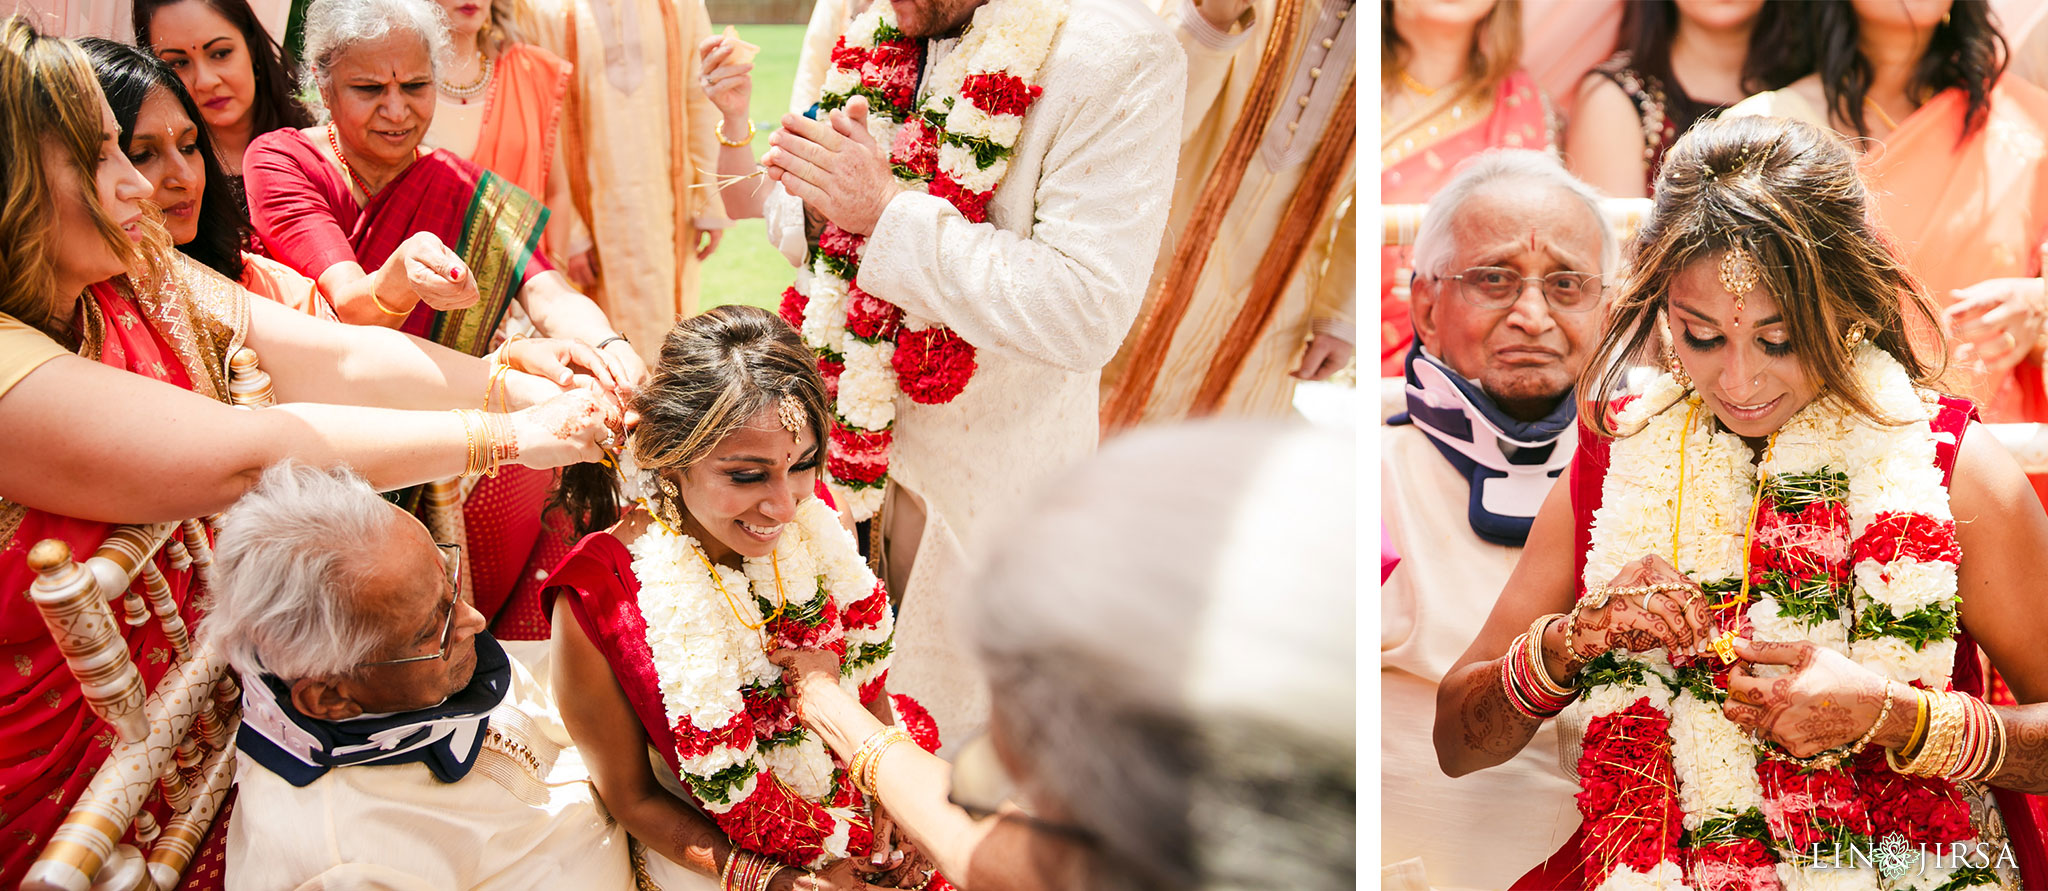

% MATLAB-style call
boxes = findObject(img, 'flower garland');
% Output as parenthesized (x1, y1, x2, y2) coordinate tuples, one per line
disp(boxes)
(779, 0, 1069, 520)
(1564, 345, 2005, 891)
(629, 496, 935, 870)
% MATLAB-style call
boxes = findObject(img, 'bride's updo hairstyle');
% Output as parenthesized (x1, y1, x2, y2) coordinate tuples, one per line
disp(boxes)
(1580, 115, 1946, 437)
(555, 305, 832, 535)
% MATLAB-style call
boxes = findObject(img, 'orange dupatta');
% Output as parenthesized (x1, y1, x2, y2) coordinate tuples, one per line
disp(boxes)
(1864, 79, 2048, 424)
(471, 43, 572, 257)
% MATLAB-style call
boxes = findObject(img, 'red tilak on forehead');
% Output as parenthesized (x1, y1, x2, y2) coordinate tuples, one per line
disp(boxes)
(1529, 229, 1538, 253)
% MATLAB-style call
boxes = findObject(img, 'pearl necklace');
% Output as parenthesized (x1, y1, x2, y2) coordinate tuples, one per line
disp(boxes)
(438, 50, 493, 101)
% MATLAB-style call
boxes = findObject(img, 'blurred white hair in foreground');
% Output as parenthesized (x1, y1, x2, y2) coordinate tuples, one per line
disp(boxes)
(973, 420, 1356, 891)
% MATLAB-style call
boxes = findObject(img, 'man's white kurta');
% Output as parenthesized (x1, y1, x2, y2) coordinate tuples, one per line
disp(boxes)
(224, 663, 676, 890)
(1381, 423, 1583, 890)
(765, 0, 1186, 743)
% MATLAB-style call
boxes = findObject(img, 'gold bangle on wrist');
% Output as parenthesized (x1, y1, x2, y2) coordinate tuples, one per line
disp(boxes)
(370, 289, 412, 318)
(717, 118, 757, 147)
(848, 726, 914, 797)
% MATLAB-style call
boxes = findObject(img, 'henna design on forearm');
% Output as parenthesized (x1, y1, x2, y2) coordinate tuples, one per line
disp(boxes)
(1992, 706, 2048, 794)
(1457, 664, 1541, 759)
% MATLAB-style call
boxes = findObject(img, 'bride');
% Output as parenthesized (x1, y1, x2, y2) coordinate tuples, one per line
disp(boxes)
(1434, 115, 2048, 889)
(546, 305, 939, 890)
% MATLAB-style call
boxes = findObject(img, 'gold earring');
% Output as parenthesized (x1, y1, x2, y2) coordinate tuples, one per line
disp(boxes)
(658, 475, 679, 499)
(1844, 323, 1868, 348)
(1666, 346, 1695, 390)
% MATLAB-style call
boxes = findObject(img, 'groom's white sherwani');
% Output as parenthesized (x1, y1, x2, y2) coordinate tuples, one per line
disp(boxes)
(766, 0, 1186, 743)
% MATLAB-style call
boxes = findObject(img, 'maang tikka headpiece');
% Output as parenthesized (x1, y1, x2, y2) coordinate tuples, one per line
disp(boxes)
(777, 393, 805, 442)
(1719, 244, 1763, 325)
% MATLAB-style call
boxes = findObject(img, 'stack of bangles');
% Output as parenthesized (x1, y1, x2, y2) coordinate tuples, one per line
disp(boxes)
(483, 334, 523, 413)
(1887, 687, 2009, 784)
(1500, 613, 1578, 719)
(849, 726, 915, 797)
(720, 849, 784, 891)
(450, 408, 514, 478)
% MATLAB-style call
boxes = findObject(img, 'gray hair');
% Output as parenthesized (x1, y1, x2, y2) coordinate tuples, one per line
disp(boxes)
(1410, 148, 1618, 279)
(298, 0, 452, 117)
(202, 461, 401, 681)
(971, 421, 1355, 891)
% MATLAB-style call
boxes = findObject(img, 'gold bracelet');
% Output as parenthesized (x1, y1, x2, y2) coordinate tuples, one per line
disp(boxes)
(756, 863, 784, 891)
(1902, 686, 1930, 757)
(484, 363, 508, 411)
(1527, 613, 1575, 695)
(1891, 690, 1966, 776)
(849, 727, 913, 796)
(717, 118, 756, 147)
(1982, 706, 2010, 783)
(370, 289, 412, 318)
(453, 410, 480, 477)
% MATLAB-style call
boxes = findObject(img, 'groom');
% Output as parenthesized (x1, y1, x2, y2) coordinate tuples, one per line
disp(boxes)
(761, 0, 1185, 744)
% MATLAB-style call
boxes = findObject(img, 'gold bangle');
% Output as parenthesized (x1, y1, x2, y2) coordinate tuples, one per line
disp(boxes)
(370, 289, 412, 318)
(1903, 686, 1930, 757)
(452, 410, 480, 477)
(1527, 613, 1574, 695)
(717, 118, 757, 147)
(849, 727, 913, 797)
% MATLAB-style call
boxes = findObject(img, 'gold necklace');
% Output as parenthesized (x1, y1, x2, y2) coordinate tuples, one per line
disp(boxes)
(1397, 68, 1437, 97)
(640, 496, 789, 631)
(1862, 96, 1903, 132)
(438, 49, 493, 100)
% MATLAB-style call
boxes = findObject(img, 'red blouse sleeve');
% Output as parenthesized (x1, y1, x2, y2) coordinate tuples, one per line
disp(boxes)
(541, 531, 681, 776)
(243, 128, 363, 280)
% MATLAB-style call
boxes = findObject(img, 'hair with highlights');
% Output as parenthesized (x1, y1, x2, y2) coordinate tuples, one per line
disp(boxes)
(1579, 115, 1946, 437)
(0, 18, 153, 339)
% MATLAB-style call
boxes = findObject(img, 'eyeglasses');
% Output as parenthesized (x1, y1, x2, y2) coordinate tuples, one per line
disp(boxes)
(1438, 266, 1604, 312)
(358, 543, 464, 668)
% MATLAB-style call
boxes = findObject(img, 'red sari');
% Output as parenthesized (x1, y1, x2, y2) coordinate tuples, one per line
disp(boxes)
(1513, 395, 2048, 889)
(0, 268, 243, 885)
(244, 128, 567, 637)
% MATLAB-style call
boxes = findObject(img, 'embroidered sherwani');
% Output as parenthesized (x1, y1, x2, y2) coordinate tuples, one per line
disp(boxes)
(1104, 0, 1357, 422)
(764, 0, 1185, 743)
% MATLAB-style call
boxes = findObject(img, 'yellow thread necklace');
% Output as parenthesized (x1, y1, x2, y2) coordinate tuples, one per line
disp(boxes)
(642, 499, 787, 631)
(1668, 398, 1777, 662)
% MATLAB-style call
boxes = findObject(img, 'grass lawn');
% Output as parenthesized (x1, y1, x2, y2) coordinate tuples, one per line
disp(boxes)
(699, 24, 809, 315)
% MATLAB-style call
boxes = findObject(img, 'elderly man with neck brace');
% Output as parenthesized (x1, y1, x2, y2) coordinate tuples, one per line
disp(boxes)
(205, 463, 710, 889)
(1380, 149, 1610, 890)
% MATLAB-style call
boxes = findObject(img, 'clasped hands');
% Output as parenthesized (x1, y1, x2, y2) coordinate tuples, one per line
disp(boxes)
(764, 96, 903, 237)
(1564, 555, 1898, 762)
(1948, 276, 2048, 374)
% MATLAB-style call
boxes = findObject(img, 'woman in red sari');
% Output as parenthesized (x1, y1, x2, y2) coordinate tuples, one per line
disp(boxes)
(1434, 117, 2048, 889)
(0, 18, 622, 883)
(1382, 0, 1553, 376)
(246, 0, 646, 637)
(546, 305, 934, 890)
